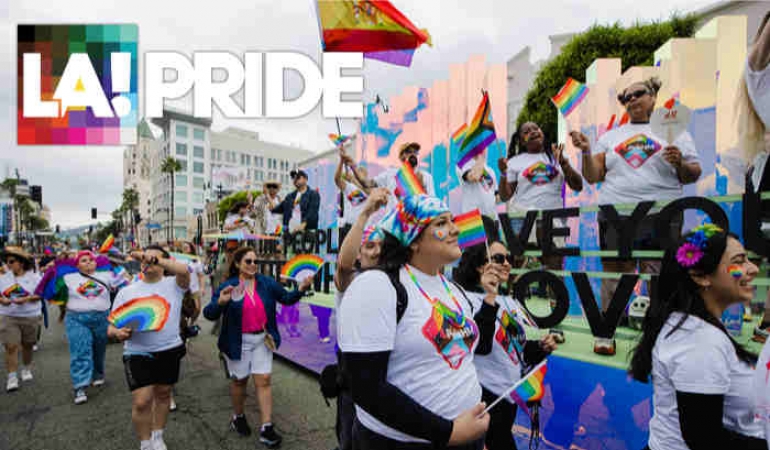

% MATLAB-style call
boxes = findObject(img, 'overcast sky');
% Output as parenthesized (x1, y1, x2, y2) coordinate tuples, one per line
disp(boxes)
(2, 0, 715, 229)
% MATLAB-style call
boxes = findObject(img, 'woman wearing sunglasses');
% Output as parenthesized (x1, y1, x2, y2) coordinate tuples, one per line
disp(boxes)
(338, 194, 490, 450)
(453, 241, 558, 450)
(571, 77, 702, 354)
(203, 247, 312, 448)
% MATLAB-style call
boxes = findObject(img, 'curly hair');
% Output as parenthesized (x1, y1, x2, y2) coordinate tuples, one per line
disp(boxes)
(618, 76, 662, 104)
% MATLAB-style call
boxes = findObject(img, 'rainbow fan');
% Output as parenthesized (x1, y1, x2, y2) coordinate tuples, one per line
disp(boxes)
(281, 254, 324, 281)
(99, 234, 115, 253)
(108, 295, 170, 332)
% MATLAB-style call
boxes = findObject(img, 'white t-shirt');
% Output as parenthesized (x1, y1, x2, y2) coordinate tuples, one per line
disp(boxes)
(339, 266, 481, 443)
(505, 152, 564, 213)
(746, 59, 770, 129)
(341, 181, 368, 226)
(648, 313, 763, 450)
(112, 276, 187, 353)
(468, 293, 530, 403)
(0, 271, 42, 318)
(289, 191, 303, 231)
(595, 123, 699, 206)
(64, 270, 124, 313)
(264, 194, 282, 233)
(187, 260, 204, 294)
(374, 167, 436, 213)
(224, 214, 255, 231)
(752, 340, 770, 447)
(457, 165, 498, 219)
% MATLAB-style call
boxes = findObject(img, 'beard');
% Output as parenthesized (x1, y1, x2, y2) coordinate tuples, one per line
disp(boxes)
(408, 155, 418, 168)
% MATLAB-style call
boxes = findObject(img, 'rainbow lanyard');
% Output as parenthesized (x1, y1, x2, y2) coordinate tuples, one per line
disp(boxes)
(404, 264, 466, 327)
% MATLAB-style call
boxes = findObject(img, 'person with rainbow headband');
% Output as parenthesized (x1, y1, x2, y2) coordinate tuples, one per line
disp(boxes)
(37, 249, 127, 404)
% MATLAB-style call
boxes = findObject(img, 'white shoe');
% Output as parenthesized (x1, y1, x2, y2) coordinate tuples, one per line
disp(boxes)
(74, 388, 87, 405)
(20, 368, 33, 382)
(152, 438, 167, 450)
(169, 397, 177, 411)
(6, 374, 19, 392)
(92, 378, 105, 387)
(32, 344, 39, 352)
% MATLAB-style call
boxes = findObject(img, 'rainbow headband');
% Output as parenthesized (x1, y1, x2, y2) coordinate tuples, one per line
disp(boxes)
(361, 226, 384, 245)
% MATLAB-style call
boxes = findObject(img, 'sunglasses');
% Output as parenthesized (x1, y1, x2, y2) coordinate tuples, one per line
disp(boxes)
(241, 259, 258, 265)
(620, 89, 650, 104)
(5, 258, 19, 264)
(488, 254, 510, 265)
(402, 149, 420, 156)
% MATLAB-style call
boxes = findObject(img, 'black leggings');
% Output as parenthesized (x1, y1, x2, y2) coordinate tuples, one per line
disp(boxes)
(352, 418, 484, 450)
(481, 386, 518, 450)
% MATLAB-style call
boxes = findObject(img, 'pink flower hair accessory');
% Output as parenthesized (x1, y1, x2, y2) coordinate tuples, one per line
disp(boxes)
(676, 243, 703, 267)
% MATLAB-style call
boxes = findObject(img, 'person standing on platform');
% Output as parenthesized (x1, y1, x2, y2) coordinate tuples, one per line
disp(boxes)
(224, 201, 257, 233)
(573, 76, 702, 355)
(457, 149, 498, 223)
(372, 142, 436, 211)
(629, 225, 764, 450)
(273, 170, 320, 234)
(335, 149, 374, 229)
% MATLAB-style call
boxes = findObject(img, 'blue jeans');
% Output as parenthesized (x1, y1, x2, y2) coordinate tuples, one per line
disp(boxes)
(65, 310, 109, 389)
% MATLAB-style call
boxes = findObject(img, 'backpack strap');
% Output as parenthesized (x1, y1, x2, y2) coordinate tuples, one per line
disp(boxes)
(450, 280, 475, 314)
(386, 270, 409, 324)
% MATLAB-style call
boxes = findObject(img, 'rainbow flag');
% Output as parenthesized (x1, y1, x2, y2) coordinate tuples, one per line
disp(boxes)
(329, 133, 351, 147)
(510, 360, 548, 418)
(315, 0, 431, 67)
(98, 234, 115, 254)
(454, 209, 486, 249)
(451, 123, 467, 150)
(457, 93, 496, 172)
(274, 224, 284, 236)
(395, 162, 426, 197)
(551, 78, 589, 117)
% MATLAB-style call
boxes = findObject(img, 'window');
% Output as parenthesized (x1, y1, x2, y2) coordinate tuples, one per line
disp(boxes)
(174, 226, 187, 239)
(176, 159, 187, 171)
(175, 191, 187, 202)
(193, 161, 204, 174)
(175, 143, 187, 156)
(193, 128, 205, 140)
(193, 146, 204, 158)
(193, 177, 205, 189)
(175, 124, 188, 137)
(255, 171, 263, 181)
(255, 156, 263, 167)
(175, 174, 187, 186)
(210, 148, 216, 159)
(244, 154, 251, 165)
(268, 158, 275, 170)
(193, 192, 204, 203)
(175, 207, 187, 218)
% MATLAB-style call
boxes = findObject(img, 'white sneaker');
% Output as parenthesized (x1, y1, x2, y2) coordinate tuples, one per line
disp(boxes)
(6, 374, 19, 392)
(32, 344, 39, 352)
(152, 438, 167, 450)
(169, 397, 177, 411)
(74, 388, 87, 405)
(20, 368, 33, 382)
(92, 378, 105, 387)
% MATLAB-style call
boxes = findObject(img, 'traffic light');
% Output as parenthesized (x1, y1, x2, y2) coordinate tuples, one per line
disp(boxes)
(30, 185, 42, 205)
(55, 224, 60, 233)
(91, 208, 97, 219)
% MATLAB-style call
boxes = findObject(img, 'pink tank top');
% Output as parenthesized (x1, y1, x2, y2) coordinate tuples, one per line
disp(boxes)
(241, 283, 267, 333)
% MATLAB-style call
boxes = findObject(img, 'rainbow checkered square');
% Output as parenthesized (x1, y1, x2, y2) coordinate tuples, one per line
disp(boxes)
(17, 24, 138, 145)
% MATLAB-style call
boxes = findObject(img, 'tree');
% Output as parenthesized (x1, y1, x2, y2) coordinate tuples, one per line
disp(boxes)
(218, 190, 261, 223)
(160, 157, 182, 243)
(516, 14, 699, 144)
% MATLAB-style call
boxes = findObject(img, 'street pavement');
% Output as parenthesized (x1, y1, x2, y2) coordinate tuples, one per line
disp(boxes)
(0, 316, 338, 450)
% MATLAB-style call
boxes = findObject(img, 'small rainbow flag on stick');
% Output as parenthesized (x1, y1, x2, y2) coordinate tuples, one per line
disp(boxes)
(454, 209, 486, 250)
(328, 133, 351, 147)
(108, 295, 171, 332)
(483, 359, 548, 417)
(395, 162, 426, 197)
(274, 224, 284, 236)
(281, 254, 324, 282)
(457, 93, 496, 171)
(98, 234, 115, 254)
(551, 78, 589, 118)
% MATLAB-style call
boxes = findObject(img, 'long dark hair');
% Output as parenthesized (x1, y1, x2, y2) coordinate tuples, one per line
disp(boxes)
(228, 247, 255, 280)
(629, 230, 754, 383)
(507, 121, 555, 164)
(375, 233, 412, 277)
(453, 241, 502, 293)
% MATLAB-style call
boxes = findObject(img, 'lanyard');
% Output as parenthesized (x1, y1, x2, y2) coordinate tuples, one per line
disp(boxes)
(404, 264, 466, 327)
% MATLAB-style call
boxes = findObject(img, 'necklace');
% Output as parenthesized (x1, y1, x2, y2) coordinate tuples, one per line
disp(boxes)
(404, 264, 466, 327)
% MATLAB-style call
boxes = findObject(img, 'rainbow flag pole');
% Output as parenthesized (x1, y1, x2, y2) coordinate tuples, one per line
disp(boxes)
(481, 359, 548, 416)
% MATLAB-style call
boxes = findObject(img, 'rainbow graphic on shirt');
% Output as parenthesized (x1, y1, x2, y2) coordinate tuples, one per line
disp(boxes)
(2, 284, 29, 300)
(495, 310, 526, 364)
(521, 161, 558, 186)
(76, 280, 104, 299)
(346, 189, 367, 206)
(422, 301, 478, 369)
(108, 295, 170, 332)
(614, 134, 662, 168)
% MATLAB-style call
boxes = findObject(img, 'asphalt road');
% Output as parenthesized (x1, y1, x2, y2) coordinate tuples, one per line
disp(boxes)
(0, 316, 338, 450)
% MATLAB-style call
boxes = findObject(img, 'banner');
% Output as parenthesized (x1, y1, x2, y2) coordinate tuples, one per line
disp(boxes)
(211, 166, 250, 191)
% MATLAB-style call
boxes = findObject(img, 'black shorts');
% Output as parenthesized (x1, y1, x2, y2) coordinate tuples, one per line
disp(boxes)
(123, 344, 186, 391)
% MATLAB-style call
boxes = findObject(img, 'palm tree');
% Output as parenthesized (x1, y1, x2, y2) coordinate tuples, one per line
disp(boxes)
(121, 187, 140, 245)
(160, 157, 182, 243)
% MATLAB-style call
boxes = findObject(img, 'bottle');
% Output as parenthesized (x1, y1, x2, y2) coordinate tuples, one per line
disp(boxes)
(721, 303, 744, 337)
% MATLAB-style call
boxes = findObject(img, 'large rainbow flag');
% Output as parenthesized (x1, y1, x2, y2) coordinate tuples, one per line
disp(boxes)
(315, 0, 431, 67)
(456, 92, 496, 172)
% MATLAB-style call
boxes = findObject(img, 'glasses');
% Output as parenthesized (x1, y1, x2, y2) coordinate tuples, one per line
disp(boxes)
(6, 258, 19, 265)
(402, 149, 420, 156)
(488, 254, 510, 265)
(620, 89, 650, 104)
(241, 259, 258, 265)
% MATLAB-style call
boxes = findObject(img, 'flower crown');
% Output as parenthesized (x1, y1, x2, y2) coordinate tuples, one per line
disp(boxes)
(675, 224, 723, 268)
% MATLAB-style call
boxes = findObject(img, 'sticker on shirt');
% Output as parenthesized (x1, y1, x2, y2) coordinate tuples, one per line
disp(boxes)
(495, 310, 526, 364)
(2, 284, 30, 300)
(480, 170, 495, 191)
(76, 280, 105, 299)
(347, 189, 367, 206)
(422, 301, 478, 369)
(614, 134, 662, 168)
(521, 162, 558, 186)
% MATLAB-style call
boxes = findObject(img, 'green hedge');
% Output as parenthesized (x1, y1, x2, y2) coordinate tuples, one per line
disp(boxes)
(516, 14, 699, 144)
(218, 190, 261, 222)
